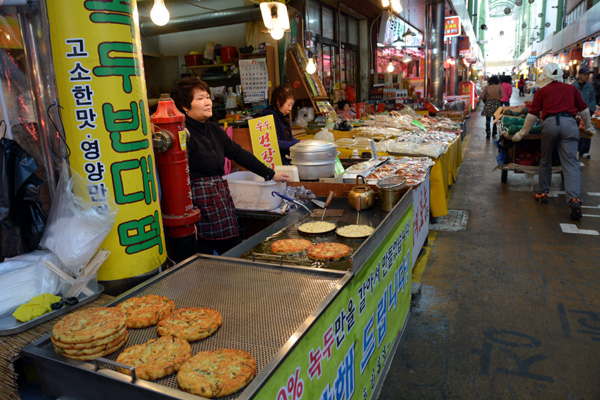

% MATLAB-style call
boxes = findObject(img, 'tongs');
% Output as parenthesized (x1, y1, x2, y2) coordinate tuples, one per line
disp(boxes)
(272, 191, 312, 214)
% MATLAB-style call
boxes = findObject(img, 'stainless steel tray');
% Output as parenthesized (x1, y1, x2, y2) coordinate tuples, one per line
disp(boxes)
(22, 256, 350, 400)
(0, 284, 104, 336)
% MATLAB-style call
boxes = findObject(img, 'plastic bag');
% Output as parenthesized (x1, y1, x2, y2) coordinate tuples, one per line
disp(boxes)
(40, 164, 117, 275)
(0, 136, 47, 258)
(314, 129, 334, 142)
(0, 250, 61, 317)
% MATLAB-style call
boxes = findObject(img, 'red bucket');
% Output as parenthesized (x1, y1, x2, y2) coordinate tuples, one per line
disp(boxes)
(221, 47, 236, 63)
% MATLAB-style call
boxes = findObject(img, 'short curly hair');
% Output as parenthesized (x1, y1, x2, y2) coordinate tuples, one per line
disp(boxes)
(270, 84, 296, 109)
(170, 77, 211, 114)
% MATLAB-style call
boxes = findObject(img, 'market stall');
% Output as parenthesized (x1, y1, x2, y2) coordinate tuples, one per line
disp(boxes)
(22, 189, 415, 400)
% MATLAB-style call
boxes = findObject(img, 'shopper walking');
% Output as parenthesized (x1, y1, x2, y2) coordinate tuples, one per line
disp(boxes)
(512, 63, 595, 220)
(480, 75, 503, 139)
(572, 66, 596, 159)
(518, 75, 526, 97)
(500, 75, 513, 106)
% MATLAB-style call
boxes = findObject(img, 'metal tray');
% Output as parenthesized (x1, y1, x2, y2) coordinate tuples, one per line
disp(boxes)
(22, 256, 350, 400)
(0, 284, 104, 336)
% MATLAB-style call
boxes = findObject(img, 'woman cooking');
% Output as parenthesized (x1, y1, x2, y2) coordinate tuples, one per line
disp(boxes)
(170, 77, 290, 255)
(260, 84, 300, 164)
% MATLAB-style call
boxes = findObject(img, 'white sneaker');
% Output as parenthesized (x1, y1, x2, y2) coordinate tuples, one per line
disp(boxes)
(582, 153, 590, 158)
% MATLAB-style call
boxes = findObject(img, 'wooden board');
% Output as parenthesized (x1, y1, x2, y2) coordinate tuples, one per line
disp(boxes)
(311, 209, 344, 218)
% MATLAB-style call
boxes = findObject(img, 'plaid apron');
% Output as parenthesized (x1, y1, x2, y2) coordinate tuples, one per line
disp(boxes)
(190, 176, 238, 240)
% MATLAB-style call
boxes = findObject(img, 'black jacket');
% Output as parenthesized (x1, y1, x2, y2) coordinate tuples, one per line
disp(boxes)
(186, 117, 274, 180)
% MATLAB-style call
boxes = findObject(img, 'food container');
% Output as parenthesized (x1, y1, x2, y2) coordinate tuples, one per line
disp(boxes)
(184, 51, 202, 67)
(224, 171, 285, 210)
(377, 175, 407, 211)
(221, 46, 237, 63)
(288, 140, 338, 180)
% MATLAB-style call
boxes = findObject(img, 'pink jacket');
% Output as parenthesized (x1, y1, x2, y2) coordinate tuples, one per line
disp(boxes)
(501, 82, 513, 102)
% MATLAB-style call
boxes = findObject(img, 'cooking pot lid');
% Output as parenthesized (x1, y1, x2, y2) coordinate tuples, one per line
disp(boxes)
(377, 175, 406, 189)
(290, 140, 337, 153)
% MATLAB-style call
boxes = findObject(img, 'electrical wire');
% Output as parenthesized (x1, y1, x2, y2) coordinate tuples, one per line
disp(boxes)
(46, 100, 71, 160)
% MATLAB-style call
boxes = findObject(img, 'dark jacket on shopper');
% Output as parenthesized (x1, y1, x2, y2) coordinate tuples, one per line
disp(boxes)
(572, 80, 596, 113)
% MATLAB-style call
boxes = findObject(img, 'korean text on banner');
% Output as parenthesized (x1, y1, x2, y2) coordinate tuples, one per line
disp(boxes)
(248, 115, 283, 168)
(47, 1, 166, 281)
(254, 205, 414, 399)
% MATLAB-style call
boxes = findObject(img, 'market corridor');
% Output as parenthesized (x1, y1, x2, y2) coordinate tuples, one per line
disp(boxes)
(380, 91, 600, 399)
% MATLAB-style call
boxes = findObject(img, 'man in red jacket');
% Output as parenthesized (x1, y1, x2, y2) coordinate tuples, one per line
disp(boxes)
(512, 63, 595, 220)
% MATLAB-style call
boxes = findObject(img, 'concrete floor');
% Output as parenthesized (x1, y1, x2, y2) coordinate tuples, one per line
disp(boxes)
(380, 91, 600, 399)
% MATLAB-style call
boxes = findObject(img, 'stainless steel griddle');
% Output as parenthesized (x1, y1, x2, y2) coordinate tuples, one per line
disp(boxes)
(22, 255, 351, 400)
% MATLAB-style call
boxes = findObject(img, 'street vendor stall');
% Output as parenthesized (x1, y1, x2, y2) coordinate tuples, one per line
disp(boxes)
(22, 188, 415, 400)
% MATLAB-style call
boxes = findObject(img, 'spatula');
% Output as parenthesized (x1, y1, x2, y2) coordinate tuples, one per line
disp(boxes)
(320, 191, 335, 220)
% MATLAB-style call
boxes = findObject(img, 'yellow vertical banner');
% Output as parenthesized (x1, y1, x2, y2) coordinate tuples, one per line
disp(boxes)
(46, 0, 166, 281)
(247, 115, 283, 168)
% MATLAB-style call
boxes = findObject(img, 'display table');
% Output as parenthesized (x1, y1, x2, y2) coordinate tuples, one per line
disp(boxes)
(331, 132, 462, 217)
(2, 294, 114, 400)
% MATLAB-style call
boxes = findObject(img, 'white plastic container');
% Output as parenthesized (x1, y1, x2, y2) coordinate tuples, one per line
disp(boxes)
(274, 165, 300, 182)
(224, 171, 286, 211)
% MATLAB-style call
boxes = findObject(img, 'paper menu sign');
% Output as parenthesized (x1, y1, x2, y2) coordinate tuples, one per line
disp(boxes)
(247, 115, 282, 168)
(239, 58, 268, 103)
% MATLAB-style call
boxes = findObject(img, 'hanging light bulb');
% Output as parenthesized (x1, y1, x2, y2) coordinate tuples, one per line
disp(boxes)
(270, 28, 285, 40)
(306, 58, 317, 74)
(150, 0, 170, 26)
(387, 61, 394, 73)
(381, 0, 390, 8)
(390, 0, 402, 13)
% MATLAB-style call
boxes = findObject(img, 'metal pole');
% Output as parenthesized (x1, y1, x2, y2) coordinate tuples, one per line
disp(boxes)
(424, 2, 430, 99)
(430, 0, 445, 108)
(17, 0, 59, 199)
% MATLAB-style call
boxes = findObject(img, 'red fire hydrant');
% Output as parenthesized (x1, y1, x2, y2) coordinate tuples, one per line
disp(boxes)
(151, 94, 200, 241)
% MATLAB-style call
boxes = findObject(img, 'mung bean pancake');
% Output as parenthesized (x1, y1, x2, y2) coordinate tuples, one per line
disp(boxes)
(119, 294, 175, 328)
(335, 224, 375, 238)
(177, 349, 256, 398)
(51, 326, 126, 350)
(52, 307, 126, 344)
(298, 221, 336, 234)
(54, 332, 128, 361)
(157, 307, 222, 341)
(55, 331, 128, 356)
(116, 336, 192, 381)
(307, 242, 351, 261)
(271, 238, 312, 255)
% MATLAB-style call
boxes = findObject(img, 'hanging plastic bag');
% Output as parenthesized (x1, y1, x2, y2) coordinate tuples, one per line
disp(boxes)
(0, 134, 47, 258)
(39, 164, 117, 275)
(314, 129, 334, 142)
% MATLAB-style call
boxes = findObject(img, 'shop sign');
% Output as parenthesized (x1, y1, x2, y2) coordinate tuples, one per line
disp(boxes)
(543, 54, 553, 64)
(596, 37, 600, 55)
(412, 173, 430, 266)
(552, 54, 559, 63)
(248, 115, 283, 168)
(47, 1, 166, 280)
(458, 36, 470, 51)
(444, 16, 461, 38)
(558, 52, 569, 64)
(254, 206, 414, 400)
(526, 56, 536, 65)
(582, 41, 598, 58)
(377, 11, 422, 47)
(569, 48, 582, 61)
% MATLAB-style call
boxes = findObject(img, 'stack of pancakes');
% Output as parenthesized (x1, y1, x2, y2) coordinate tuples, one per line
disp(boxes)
(51, 307, 128, 360)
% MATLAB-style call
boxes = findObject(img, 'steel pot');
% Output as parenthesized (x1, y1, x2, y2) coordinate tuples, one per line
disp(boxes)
(377, 175, 407, 211)
(288, 140, 338, 180)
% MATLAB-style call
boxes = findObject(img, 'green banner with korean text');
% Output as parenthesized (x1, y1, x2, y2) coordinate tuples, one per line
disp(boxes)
(255, 204, 413, 400)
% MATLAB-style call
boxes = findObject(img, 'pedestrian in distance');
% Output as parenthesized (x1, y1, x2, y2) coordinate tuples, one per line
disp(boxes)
(572, 66, 596, 159)
(480, 75, 503, 139)
(500, 75, 513, 106)
(512, 63, 595, 220)
(518, 75, 526, 97)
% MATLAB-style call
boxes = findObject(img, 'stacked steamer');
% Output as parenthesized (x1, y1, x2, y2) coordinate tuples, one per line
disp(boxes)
(51, 294, 258, 398)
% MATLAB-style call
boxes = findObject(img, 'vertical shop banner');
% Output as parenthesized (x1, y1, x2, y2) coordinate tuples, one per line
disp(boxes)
(444, 16, 460, 38)
(255, 205, 413, 400)
(412, 173, 430, 267)
(47, 1, 166, 280)
(248, 115, 282, 168)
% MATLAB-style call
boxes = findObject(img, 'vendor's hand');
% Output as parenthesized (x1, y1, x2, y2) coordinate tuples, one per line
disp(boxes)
(512, 129, 528, 142)
(272, 172, 290, 182)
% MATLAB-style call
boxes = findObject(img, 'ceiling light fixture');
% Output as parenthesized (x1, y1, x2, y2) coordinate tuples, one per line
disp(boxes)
(403, 54, 412, 63)
(403, 28, 415, 41)
(260, 2, 290, 41)
(150, 0, 170, 26)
